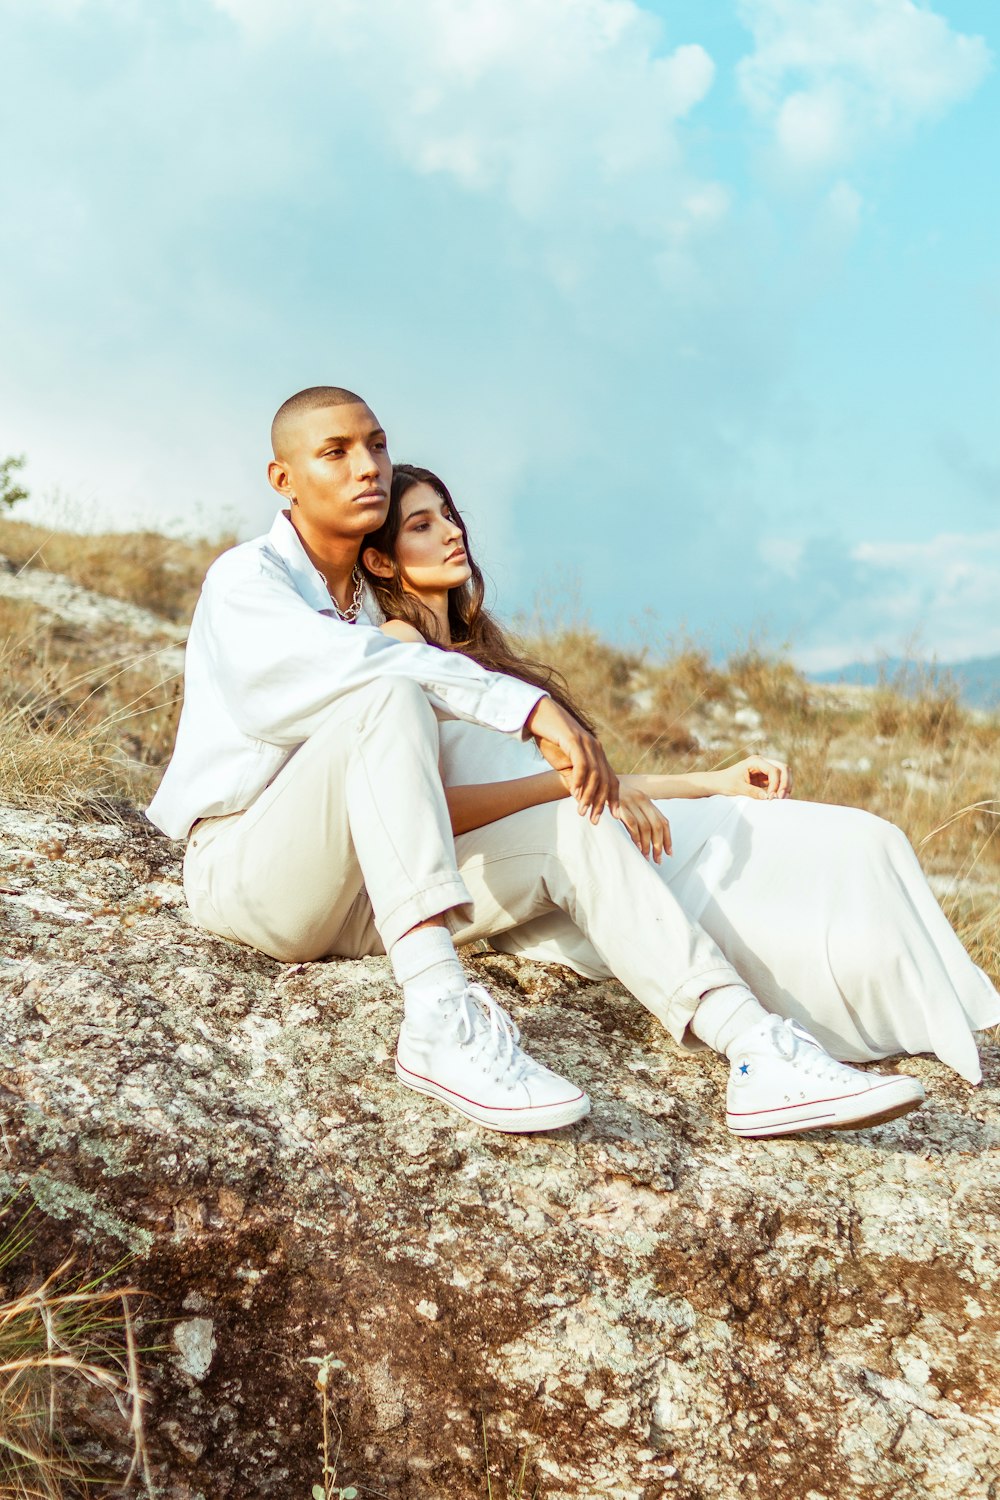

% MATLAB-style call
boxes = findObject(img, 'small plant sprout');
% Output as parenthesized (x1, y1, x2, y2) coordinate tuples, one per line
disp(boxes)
(303, 1353, 357, 1499)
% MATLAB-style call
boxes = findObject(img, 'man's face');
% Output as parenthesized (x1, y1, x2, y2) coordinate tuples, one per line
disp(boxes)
(269, 402, 392, 540)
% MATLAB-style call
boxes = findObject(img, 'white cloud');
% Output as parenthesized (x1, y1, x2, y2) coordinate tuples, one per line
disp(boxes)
(789, 529, 1000, 669)
(211, 0, 722, 242)
(775, 83, 848, 170)
(737, 0, 991, 171)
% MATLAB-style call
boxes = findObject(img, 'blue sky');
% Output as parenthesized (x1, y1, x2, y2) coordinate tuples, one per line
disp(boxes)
(1, 0, 998, 669)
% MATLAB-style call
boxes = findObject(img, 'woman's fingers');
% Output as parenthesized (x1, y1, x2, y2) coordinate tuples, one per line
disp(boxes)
(647, 808, 668, 862)
(759, 758, 780, 795)
(534, 734, 571, 774)
(615, 797, 645, 855)
(619, 806, 645, 855)
(617, 797, 672, 862)
(632, 805, 652, 857)
(746, 756, 791, 799)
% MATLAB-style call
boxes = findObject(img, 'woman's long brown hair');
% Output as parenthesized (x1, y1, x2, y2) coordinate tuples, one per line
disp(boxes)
(361, 464, 594, 731)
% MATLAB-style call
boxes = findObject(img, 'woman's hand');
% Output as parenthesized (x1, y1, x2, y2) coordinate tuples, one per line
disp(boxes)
(526, 696, 619, 824)
(712, 756, 792, 800)
(614, 783, 672, 862)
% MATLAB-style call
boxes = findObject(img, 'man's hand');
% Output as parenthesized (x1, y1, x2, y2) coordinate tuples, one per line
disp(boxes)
(526, 697, 619, 824)
(614, 783, 672, 862)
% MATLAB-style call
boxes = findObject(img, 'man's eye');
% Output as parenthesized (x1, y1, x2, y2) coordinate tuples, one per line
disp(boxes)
(325, 449, 345, 459)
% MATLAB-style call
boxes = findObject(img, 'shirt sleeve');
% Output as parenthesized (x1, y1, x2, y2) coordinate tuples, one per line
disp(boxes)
(202, 564, 545, 747)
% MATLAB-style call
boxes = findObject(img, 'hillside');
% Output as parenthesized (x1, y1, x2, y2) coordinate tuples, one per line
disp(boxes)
(813, 655, 1000, 711)
(2, 515, 998, 938)
(1, 518, 998, 1498)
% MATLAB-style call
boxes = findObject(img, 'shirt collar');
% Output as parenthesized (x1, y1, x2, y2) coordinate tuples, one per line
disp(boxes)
(265, 508, 336, 614)
(265, 508, 377, 624)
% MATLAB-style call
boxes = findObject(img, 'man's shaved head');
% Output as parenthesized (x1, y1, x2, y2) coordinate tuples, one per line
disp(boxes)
(271, 385, 369, 459)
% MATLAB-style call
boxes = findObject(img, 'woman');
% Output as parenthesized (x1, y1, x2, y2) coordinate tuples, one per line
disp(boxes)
(361, 464, 1000, 1085)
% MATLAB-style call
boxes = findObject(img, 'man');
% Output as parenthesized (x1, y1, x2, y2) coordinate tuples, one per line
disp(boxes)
(147, 386, 925, 1138)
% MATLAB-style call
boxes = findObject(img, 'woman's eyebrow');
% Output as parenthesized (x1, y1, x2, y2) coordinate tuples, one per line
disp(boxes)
(404, 507, 434, 522)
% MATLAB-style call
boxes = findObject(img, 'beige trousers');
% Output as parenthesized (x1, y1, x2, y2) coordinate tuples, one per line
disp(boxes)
(183, 677, 740, 1043)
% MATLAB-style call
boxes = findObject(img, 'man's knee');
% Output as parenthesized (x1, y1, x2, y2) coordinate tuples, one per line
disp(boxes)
(555, 801, 632, 862)
(340, 675, 435, 733)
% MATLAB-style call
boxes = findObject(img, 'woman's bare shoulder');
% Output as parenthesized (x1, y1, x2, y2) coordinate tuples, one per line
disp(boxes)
(380, 619, 427, 645)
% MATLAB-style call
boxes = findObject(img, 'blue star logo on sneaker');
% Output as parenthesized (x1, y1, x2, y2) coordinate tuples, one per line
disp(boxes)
(725, 1016, 925, 1138)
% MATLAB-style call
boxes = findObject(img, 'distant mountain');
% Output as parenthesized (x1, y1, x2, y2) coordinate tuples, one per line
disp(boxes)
(811, 655, 1000, 711)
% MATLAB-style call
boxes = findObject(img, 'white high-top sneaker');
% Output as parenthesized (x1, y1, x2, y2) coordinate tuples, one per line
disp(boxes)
(727, 1016, 925, 1138)
(395, 982, 590, 1133)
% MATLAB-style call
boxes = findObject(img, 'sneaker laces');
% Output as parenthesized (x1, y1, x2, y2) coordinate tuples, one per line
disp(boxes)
(769, 1017, 858, 1082)
(454, 984, 535, 1087)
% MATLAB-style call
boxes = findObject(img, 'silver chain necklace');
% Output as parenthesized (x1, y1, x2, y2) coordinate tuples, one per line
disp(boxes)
(325, 566, 366, 624)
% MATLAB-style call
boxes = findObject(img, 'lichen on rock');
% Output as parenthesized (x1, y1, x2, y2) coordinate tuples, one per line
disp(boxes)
(1, 801, 999, 1498)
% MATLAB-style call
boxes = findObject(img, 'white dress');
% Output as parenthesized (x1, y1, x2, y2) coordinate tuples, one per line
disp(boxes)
(439, 719, 1000, 1084)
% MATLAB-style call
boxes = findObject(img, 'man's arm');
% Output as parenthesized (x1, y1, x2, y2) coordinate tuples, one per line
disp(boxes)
(375, 612, 619, 823)
(203, 566, 542, 745)
(523, 697, 620, 824)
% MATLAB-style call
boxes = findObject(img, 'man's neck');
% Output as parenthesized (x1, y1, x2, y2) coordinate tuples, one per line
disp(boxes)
(286, 509, 360, 609)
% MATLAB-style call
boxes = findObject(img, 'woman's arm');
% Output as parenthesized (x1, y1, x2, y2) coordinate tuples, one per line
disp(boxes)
(624, 755, 791, 801)
(446, 773, 568, 835)
(623, 771, 719, 800)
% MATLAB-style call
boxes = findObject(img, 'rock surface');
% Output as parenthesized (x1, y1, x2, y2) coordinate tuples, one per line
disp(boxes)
(0, 549, 186, 670)
(2, 801, 999, 1499)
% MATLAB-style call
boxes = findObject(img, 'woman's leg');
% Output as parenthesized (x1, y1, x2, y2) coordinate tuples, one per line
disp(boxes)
(497, 795, 999, 1083)
(662, 798, 1000, 1083)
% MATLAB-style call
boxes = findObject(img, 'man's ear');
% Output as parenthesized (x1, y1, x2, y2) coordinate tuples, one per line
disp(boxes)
(361, 546, 394, 580)
(268, 459, 293, 499)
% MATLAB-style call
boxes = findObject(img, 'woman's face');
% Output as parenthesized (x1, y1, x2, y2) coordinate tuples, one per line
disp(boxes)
(390, 482, 473, 595)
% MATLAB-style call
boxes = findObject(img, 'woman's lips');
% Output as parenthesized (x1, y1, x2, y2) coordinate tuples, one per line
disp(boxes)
(445, 548, 467, 562)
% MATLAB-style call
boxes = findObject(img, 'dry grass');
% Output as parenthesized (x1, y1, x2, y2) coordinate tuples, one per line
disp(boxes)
(0, 614, 178, 816)
(0, 1199, 151, 1497)
(0, 518, 207, 815)
(0, 517, 233, 623)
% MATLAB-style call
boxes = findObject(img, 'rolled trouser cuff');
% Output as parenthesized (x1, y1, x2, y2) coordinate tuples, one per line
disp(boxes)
(378, 876, 474, 953)
(667, 965, 751, 1049)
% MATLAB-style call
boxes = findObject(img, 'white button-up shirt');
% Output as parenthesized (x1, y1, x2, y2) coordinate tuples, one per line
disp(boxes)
(146, 509, 545, 840)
